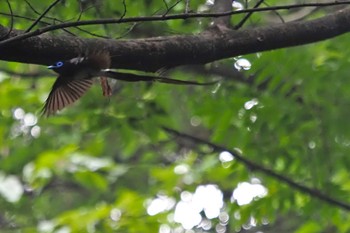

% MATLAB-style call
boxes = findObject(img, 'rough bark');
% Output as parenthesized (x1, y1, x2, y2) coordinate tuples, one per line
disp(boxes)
(0, 7, 350, 72)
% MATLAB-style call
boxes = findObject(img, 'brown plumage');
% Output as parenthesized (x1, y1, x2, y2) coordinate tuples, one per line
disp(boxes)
(43, 52, 218, 116)
(43, 52, 111, 116)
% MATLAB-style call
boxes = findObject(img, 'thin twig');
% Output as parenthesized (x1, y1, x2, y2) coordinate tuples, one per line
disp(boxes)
(264, 1, 285, 23)
(235, 0, 265, 29)
(163, 0, 182, 16)
(0, 0, 13, 40)
(162, 0, 169, 14)
(0, 11, 109, 38)
(25, 0, 61, 32)
(77, 4, 96, 21)
(120, 0, 127, 20)
(162, 127, 350, 211)
(115, 23, 138, 39)
(24, 0, 41, 15)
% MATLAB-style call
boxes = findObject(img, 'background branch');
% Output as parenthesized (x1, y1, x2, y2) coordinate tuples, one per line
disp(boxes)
(163, 127, 350, 211)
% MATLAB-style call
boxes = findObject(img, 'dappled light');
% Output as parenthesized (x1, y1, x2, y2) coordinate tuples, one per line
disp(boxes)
(244, 98, 259, 110)
(0, 173, 23, 202)
(232, 179, 268, 206)
(234, 58, 252, 71)
(11, 107, 40, 138)
(174, 185, 223, 229)
(232, 1, 244, 11)
(1, 0, 350, 232)
(147, 195, 176, 216)
(219, 151, 234, 163)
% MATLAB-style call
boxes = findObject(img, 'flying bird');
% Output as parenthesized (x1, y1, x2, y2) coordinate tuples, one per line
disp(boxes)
(43, 52, 216, 116)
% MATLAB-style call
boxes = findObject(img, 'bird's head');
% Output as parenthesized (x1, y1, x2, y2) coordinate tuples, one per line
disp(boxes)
(48, 61, 64, 70)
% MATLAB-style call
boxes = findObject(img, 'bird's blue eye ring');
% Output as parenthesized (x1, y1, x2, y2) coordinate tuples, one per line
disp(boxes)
(56, 61, 63, 67)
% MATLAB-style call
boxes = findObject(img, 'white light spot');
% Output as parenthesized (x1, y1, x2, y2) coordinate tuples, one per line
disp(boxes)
(0, 71, 7, 82)
(174, 201, 202, 229)
(110, 208, 122, 221)
(56, 226, 71, 233)
(219, 212, 229, 224)
(219, 151, 234, 162)
(23, 163, 35, 182)
(251, 178, 261, 184)
(31, 125, 41, 138)
(234, 58, 251, 71)
(308, 141, 316, 149)
(0, 174, 24, 202)
(159, 224, 171, 233)
(181, 191, 193, 202)
(198, 219, 212, 230)
(190, 116, 202, 127)
(250, 216, 257, 227)
(13, 108, 25, 120)
(232, 1, 244, 10)
(250, 113, 257, 123)
(205, 0, 215, 6)
(231, 182, 267, 206)
(194, 185, 223, 219)
(183, 174, 194, 185)
(215, 224, 226, 233)
(70, 154, 112, 171)
(244, 98, 259, 110)
(147, 196, 175, 216)
(38, 220, 55, 233)
(23, 113, 37, 126)
(174, 164, 190, 175)
(174, 185, 224, 229)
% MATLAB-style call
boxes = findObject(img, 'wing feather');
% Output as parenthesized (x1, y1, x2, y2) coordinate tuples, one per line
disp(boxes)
(42, 77, 93, 116)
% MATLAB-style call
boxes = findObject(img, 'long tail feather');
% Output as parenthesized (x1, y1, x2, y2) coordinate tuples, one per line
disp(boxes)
(102, 71, 218, 86)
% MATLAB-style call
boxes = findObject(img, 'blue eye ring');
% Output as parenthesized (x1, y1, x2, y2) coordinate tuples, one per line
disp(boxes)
(56, 61, 63, 67)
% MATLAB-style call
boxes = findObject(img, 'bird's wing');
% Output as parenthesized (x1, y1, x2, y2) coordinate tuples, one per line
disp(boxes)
(42, 77, 93, 116)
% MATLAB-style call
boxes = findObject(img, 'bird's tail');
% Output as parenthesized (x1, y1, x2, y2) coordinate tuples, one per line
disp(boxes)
(101, 70, 218, 86)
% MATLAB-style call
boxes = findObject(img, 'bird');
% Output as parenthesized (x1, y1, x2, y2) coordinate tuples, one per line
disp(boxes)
(43, 52, 217, 116)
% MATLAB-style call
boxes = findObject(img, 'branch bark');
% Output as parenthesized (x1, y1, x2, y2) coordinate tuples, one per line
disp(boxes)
(0, 7, 350, 72)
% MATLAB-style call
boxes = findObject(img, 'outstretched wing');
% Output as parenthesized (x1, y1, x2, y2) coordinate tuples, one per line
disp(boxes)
(42, 76, 93, 116)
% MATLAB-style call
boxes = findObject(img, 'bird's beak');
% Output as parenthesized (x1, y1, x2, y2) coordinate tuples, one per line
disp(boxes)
(47, 65, 55, 69)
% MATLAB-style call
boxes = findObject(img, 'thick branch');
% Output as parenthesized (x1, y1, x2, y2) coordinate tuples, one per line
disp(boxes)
(0, 8, 350, 72)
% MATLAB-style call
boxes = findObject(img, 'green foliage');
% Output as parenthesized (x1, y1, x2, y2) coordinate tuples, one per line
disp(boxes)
(1, 1, 350, 233)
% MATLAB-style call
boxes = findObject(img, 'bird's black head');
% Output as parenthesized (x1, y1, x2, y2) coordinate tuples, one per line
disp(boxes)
(48, 61, 64, 71)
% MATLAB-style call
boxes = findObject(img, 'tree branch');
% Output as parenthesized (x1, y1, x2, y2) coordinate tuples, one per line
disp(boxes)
(162, 127, 350, 211)
(1, 1, 350, 47)
(0, 7, 350, 72)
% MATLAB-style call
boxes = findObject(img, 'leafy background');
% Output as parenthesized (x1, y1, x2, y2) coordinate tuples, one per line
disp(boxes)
(1, 0, 350, 232)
